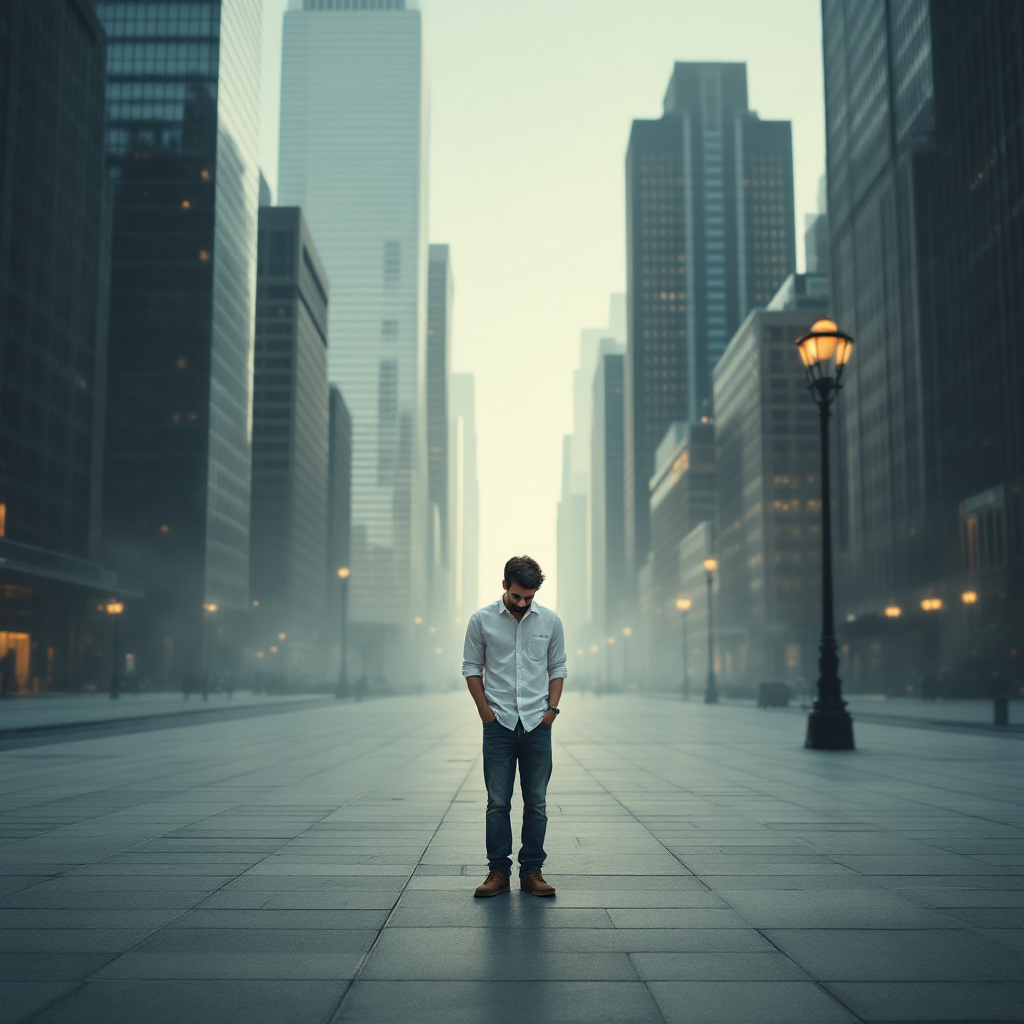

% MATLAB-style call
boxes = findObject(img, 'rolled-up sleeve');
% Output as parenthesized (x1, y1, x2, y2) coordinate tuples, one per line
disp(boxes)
(462, 613, 485, 678)
(547, 615, 567, 680)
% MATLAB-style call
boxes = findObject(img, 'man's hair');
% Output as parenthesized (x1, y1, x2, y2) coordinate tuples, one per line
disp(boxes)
(503, 555, 545, 590)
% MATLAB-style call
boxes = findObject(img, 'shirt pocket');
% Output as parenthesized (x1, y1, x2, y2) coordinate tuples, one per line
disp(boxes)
(528, 635, 549, 661)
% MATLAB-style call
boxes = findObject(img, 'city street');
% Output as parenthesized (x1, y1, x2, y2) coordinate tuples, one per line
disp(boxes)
(1, 694, 1022, 1024)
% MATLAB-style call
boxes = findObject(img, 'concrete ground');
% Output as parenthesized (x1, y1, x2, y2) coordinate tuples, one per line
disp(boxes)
(0, 693, 1021, 1024)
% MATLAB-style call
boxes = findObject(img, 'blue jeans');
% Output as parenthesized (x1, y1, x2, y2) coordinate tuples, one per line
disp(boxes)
(482, 718, 552, 877)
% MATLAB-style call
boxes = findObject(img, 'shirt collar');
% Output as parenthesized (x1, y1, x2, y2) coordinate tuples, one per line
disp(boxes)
(498, 596, 540, 618)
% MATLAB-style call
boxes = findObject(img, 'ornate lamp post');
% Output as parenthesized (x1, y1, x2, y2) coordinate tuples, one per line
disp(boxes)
(794, 318, 855, 750)
(336, 567, 350, 698)
(702, 558, 718, 704)
(105, 602, 124, 700)
(675, 597, 692, 700)
(622, 627, 632, 685)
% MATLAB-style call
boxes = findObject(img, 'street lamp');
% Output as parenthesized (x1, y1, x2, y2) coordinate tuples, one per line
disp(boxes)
(794, 317, 855, 749)
(622, 627, 632, 685)
(202, 602, 217, 701)
(105, 601, 124, 700)
(605, 636, 614, 692)
(675, 597, 692, 700)
(702, 558, 718, 704)
(336, 567, 350, 699)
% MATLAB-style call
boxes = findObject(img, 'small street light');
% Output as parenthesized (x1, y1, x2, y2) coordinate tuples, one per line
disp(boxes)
(202, 602, 217, 701)
(702, 558, 718, 704)
(105, 601, 124, 700)
(794, 317, 855, 749)
(622, 627, 633, 686)
(675, 597, 692, 700)
(336, 567, 350, 699)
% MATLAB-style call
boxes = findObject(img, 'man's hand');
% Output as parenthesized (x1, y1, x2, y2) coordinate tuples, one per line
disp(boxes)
(480, 707, 497, 724)
(541, 709, 557, 726)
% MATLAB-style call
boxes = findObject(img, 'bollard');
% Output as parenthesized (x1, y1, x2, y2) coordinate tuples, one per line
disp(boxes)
(994, 696, 1009, 727)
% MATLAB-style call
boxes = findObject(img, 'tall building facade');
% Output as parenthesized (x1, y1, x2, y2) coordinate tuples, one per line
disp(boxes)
(278, 0, 427, 682)
(92, 0, 262, 681)
(426, 244, 452, 611)
(624, 63, 795, 584)
(250, 207, 330, 672)
(713, 280, 830, 687)
(645, 422, 716, 687)
(823, 0, 1023, 689)
(556, 296, 625, 647)
(450, 373, 479, 626)
(0, 0, 131, 692)
(590, 349, 626, 640)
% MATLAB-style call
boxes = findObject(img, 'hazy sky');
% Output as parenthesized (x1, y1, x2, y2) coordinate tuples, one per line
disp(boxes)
(260, 0, 825, 610)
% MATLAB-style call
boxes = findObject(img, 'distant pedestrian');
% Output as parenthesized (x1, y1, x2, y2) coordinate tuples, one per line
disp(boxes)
(0, 648, 16, 698)
(463, 555, 566, 900)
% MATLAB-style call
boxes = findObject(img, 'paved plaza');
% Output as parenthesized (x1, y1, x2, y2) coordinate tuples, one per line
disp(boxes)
(0, 694, 1021, 1024)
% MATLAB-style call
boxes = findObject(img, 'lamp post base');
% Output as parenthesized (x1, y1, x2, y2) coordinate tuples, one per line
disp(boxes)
(805, 704, 855, 750)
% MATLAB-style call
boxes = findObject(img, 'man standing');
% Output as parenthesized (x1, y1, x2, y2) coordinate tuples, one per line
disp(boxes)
(462, 555, 566, 898)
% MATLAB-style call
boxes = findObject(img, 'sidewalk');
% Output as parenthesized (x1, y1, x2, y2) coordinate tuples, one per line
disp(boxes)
(0, 691, 329, 736)
(1, 693, 1021, 1023)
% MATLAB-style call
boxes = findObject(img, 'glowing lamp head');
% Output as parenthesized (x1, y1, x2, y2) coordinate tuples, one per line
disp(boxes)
(105, 601, 124, 616)
(337, 566, 350, 579)
(884, 605, 902, 618)
(413, 616, 423, 626)
(204, 602, 218, 614)
(795, 319, 854, 385)
(961, 590, 978, 605)
(703, 557, 718, 574)
(920, 598, 943, 612)
(675, 597, 692, 612)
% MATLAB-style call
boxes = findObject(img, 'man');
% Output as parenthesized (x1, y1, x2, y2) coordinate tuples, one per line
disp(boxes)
(462, 555, 566, 898)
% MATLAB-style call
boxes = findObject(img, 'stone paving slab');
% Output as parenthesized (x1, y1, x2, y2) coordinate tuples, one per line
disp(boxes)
(0, 693, 1022, 1023)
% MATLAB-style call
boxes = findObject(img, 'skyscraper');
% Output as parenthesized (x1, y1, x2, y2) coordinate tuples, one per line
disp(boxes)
(556, 296, 626, 640)
(823, 0, 1023, 688)
(250, 207, 330, 671)
(590, 349, 626, 639)
(92, 0, 262, 681)
(624, 63, 795, 583)
(278, 0, 427, 681)
(0, 0, 132, 693)
(450, 374, 479, 625)
(426, 244, 452, 612)
(713, 277, 830, 686)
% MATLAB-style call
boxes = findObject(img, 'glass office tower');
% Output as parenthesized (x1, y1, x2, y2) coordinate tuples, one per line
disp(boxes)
(278, 0, 427, 683)
(823, 0, 1023, 690)
(93, 0, 262, 681)
(251, 207, 330, 671)
(0, 0, 132, 693)
(624, 63, 795, 582)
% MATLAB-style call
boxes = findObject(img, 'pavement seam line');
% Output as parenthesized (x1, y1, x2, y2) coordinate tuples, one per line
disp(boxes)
(320, 725, 482, 1024)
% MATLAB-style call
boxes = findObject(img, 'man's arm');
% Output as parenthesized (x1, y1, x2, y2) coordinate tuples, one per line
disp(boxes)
(542, 616, 568, 725)
(461, 614, 495, 722)
(466, 676, 496, 722)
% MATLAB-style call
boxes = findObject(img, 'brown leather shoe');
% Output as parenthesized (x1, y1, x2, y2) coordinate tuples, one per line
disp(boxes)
(520, 870, 556, 897)
(474, 871, 511, 898)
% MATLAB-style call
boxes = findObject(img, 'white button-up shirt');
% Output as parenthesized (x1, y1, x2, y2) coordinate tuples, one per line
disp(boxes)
(462, 597, 567, 732)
